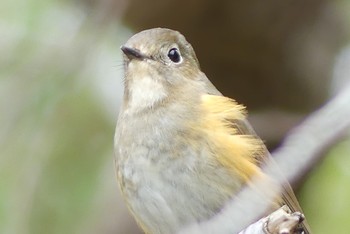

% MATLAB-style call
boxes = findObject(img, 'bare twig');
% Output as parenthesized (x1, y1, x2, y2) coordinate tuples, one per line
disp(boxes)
(179, 82, 350, 234)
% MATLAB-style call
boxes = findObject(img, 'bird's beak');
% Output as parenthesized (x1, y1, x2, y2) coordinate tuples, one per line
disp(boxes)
(121, 46, 146, 60)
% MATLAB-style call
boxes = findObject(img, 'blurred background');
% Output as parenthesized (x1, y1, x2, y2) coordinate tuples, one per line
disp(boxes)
(1, 0, 350, 233)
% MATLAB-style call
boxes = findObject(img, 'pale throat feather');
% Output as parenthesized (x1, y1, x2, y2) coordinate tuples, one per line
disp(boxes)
(125, 62, 167, 113)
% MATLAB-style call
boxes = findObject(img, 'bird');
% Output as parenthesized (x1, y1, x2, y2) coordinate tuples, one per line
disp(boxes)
(114, 28, 311, 234)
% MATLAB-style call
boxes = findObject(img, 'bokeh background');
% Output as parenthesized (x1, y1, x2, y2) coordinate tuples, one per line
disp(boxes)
(1, 0, 350, 233)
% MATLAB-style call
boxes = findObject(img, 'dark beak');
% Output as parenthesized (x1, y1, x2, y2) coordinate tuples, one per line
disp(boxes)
(121, 46, 145, 60)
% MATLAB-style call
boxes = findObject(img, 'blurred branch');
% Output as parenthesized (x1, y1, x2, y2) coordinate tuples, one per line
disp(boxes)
(179, 82, 350, 234)
(273, 83, 350, 182)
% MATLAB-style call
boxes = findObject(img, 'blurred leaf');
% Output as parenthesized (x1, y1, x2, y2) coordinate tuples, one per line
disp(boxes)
(299, 139, 350, 234)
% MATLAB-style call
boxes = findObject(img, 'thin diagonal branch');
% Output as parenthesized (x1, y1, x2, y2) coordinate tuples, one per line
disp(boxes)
(179, 82, 350, 234)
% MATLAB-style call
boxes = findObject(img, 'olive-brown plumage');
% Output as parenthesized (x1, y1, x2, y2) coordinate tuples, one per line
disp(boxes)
(114, 28, 310, 234)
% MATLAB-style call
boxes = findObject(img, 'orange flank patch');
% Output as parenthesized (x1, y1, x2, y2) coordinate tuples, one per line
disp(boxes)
(199, 95, 265, 182)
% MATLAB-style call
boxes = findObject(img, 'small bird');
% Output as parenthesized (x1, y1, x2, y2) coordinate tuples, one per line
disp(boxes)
(114, 28, 310, 234)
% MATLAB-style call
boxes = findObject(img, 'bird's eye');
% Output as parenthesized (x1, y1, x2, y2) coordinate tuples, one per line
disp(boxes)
(167, 48, 182, 63)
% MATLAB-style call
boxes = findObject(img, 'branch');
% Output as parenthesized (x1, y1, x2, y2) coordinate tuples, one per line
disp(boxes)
(179, 82, 350, 234)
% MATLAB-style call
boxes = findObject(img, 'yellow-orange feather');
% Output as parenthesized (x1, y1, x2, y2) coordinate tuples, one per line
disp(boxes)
(197, 95, 265, 182)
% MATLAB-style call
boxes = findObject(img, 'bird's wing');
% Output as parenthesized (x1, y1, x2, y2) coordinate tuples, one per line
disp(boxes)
(233, 119, 312, 234)
(201, 76, 311, 233)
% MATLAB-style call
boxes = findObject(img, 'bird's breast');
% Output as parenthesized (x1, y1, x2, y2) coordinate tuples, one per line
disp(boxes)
(115, 110, 244, 233)
(114, 94, 264, 233)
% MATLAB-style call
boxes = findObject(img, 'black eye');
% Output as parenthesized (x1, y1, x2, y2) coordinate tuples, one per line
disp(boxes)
(167, 48, 181, 63)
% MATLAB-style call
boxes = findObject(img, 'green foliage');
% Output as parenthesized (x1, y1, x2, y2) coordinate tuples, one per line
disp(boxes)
(299, 139, 350, 234)
(0, 0, 127, 233)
